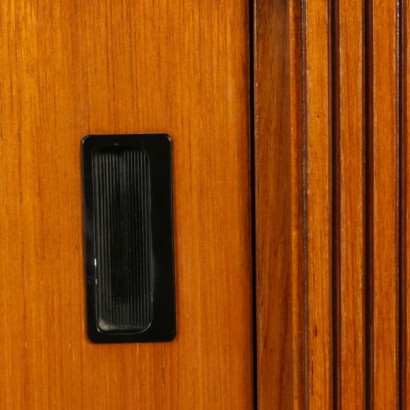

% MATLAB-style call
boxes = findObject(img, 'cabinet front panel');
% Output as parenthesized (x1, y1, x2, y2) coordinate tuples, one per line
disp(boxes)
(0, 1, 252, 409)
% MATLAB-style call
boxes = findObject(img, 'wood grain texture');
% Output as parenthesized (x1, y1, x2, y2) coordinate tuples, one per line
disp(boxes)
(255, 0, 405, 407)
(337, 1, 365, 407)
(0, 1, 253, 409)
(304, 1, 332, 407)
(368, 0, 400, 407)
(254, 0, 304, 408)
(254, 0, 292, 404)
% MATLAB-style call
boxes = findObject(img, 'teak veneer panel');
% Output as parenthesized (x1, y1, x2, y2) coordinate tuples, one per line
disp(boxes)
(0, 1, 253, 409)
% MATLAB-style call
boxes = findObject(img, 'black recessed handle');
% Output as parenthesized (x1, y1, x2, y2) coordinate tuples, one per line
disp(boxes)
(82, 134, 176, 343)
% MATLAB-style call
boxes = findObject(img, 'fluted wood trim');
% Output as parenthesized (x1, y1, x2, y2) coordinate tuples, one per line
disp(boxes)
(254, 0, 406, 407)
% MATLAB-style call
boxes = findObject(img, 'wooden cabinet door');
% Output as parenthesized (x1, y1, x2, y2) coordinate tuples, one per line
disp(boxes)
(0, 1, 253, 408)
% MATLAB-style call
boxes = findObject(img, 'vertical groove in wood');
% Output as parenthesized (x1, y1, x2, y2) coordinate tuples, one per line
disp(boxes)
(368, 0, 400, 407)
(289, 0, 305, 408)
(336, 1, 366, 408)
(364, 0, 374, 407)
(331, 1, 341, 407)
(402, 0, 409, 406)
(304, 1, 332, 407)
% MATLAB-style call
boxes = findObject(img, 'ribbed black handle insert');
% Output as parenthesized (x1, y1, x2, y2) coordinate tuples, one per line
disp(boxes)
(92, 147, 152, 332)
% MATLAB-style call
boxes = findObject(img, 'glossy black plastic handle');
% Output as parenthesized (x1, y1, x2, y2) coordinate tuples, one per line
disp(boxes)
(82, 134, 176, 343)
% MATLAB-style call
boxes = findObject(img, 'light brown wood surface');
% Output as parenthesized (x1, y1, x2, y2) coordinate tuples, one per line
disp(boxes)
(255, 0, 406, 408)
(0, 1, 253, 409)
(304, 2, 333, 407)
(369, 0, 400, 407)
(337, 1, 365, 407)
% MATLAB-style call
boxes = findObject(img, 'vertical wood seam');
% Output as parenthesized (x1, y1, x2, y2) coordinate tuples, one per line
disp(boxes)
(397, 3, 401, 408)
(301, 0, 309, 407)
(399, 0, 406, 407)
(290, 0, 306, 407)
(364, 0, 374, 406)
(250, 0, 258, 408)
(331, 0, 341, 407)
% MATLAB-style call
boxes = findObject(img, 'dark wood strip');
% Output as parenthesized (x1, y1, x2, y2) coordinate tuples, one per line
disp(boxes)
(254, 0, 304, 407)
(364, 0, 374, 407)
(401, 0, 409, 406)
(331, 0, 341, 406)
(254, 0, 293, 406)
